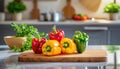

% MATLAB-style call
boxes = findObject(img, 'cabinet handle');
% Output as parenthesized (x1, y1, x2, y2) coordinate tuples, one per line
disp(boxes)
(84, 27, 108, 30)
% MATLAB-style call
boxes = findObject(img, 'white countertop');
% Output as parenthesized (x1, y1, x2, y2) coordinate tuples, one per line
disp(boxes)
(0, 45, 120, 64)
(0, 45, 106, 69)
(0, 19, 120, 25)
(0, 45, 120, 69)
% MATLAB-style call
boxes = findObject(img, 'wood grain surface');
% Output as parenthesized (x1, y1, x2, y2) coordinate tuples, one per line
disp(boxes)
(62, 0, 75, 19)
(18, 50, 107, 62)
(80, 0, 101, 12)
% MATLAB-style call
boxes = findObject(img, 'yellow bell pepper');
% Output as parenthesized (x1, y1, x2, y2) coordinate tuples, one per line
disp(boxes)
(42, 40, 61, 56)
(60, 38, 76, 54)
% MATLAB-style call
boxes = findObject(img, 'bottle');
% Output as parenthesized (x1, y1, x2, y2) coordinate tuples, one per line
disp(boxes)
(46, 11, 51, 21)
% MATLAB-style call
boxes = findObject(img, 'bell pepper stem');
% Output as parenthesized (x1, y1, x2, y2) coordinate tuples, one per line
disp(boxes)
(75, 31, 81, 34)
(63, 42, 69, 48)
(46, 45, 51, 52)
(52, 25, 57, 34)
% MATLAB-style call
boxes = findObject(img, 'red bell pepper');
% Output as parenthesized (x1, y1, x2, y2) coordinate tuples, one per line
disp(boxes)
(49, 25, 64, 42)
(32, 38, 46, 54)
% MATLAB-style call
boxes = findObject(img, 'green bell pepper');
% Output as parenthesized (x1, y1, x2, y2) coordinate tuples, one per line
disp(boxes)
(73, 31, 89, 53)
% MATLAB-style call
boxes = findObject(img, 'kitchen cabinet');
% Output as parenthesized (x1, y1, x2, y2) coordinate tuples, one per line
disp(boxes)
(109, 26, 120, 45)
(66, 25, 109, 45)
(85, 30, 108, 45)
(82, 26, 108, 45)
(0, 25, 15, 45)
(110, 30, 120, 45)
(0, 23, 120, 45)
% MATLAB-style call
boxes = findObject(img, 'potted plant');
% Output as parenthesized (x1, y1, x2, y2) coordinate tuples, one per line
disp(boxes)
(6, 1, 26, 21)
(104, 3, 120, 20)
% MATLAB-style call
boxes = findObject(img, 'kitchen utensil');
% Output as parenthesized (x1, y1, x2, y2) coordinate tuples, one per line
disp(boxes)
(62, 0, 75, 19)
(31, 0, 40, 19)
(45, 11, 52, 21)
(51, 11, 63, 22)
(80, 0, 102, 12)
(19, 50, 107, 62)
(4, 36, 27, 49)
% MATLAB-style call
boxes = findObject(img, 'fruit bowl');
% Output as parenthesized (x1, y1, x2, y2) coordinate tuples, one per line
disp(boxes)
(4, 36, 27, 49)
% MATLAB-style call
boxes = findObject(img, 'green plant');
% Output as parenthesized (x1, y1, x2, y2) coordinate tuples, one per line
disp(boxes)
(7, 1, 26, 14)
(106, 45, 120, 53)
(11, 23, 48, 52)
(104, 3, 120, 13)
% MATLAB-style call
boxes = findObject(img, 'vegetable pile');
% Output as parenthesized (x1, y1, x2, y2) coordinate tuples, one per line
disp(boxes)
(32, 26, 89, 56)
(73, 14, 90, 21)
(10, 23, 89, 56)
(11, 23, 47, 52)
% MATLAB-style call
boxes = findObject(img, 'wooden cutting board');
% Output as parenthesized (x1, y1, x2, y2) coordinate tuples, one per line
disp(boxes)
(18, 50, 107, 62)
(62, 0, 75, 19)
(80, 0, 102, 12)
(31, 0, 40, 19)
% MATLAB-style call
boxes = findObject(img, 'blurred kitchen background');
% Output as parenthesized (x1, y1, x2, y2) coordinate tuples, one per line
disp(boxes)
(0, 0, 120, 20)
(1, 0, 120, 69)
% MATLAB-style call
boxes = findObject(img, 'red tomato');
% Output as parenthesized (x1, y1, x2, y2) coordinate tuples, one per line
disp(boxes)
(73, 15, 81, 20)
(81, 16, 87, 20)
(85, 14, 90, 19)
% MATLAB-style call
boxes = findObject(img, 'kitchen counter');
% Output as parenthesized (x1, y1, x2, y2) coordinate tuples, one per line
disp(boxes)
(0, 19, 120, 25)
(0, 45, 120, 69)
